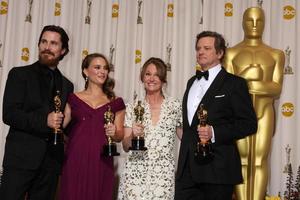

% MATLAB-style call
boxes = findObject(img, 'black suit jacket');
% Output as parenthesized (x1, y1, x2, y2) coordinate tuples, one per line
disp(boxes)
(2, 61, 73, 170)
(176, 67, 257, 184)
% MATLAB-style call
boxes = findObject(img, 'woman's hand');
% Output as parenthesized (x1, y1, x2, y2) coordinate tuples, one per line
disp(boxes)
(132, 122, 144, 137)
(105, 123, 116, 138)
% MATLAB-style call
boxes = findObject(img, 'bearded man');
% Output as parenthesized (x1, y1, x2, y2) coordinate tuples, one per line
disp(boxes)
(0, 25, 74, 200)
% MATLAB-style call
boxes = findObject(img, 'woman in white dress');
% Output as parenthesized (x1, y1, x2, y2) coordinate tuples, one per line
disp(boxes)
(118, 57, 182, 200)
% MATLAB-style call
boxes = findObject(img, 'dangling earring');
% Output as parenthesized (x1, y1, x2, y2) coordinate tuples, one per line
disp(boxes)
(84, 76, 89, 90)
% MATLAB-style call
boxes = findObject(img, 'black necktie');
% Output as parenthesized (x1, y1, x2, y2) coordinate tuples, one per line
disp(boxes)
(48, 68, 62, 107)
(196, 70, 209, 80)
(49, 70, 55, 97)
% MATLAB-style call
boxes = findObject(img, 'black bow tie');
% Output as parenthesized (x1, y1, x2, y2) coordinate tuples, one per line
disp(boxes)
(196, 70, 209, 80)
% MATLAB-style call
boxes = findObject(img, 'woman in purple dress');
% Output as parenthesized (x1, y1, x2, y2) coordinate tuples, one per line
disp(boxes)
(59, 53, 125, 200)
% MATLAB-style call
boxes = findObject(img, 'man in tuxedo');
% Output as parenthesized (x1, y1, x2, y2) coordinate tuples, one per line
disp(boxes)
(175, 31, 257, 200)
(0, 25, 73, 200)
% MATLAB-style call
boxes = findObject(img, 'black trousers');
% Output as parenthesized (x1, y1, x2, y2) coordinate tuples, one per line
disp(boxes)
(0, 154, 60, 200)
(175, 161, 234, 200)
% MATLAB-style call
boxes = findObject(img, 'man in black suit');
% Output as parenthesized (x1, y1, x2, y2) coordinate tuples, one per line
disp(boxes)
(175, 31, 257, 200)
(0, 25, 73, 200)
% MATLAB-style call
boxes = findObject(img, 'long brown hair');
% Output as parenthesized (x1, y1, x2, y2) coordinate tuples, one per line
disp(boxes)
(81, 53, 115, 100)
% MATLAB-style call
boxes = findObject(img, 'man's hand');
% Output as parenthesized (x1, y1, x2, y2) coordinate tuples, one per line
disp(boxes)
(197, 125, 212, 142)
(47, 111, 64, 129)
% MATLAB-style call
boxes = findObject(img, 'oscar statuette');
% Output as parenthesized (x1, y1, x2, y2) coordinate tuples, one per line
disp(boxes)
(194, 104, 214, 164)
(129, 100, 147, 151)
(103, 106, 120, 156)
(53, 90, 63, 145)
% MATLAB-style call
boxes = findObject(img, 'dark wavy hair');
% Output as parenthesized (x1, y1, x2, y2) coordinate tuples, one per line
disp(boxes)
(38, 25, 69, 60)
(81, 53, 115, 100)
(195, 31, 226, 62)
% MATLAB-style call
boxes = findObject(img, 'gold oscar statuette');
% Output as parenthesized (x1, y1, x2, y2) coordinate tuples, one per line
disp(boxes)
(129, 100, 147, 151)
(103, 106, 120, 156)
(194, 104, 213, 164)
(53, 90, 63, 145)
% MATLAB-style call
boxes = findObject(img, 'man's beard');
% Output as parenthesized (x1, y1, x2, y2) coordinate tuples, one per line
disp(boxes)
(39, 51, 60, 66)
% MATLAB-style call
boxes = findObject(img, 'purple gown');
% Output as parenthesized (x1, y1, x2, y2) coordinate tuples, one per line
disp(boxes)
(59, 94, 125, 200)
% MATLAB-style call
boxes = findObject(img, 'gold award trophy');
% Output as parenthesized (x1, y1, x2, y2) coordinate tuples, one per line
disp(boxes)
(194, 104, 213, 164)
(103, 106, 120, 156)
(129, 100, 147, 151)
(53, 90, 63, 145)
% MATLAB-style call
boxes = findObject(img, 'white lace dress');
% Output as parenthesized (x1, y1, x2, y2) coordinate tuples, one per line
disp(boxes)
(118, 96, 182, 200)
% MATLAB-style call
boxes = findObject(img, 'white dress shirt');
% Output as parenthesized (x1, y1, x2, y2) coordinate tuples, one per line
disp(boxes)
(187, 64, 222, 142)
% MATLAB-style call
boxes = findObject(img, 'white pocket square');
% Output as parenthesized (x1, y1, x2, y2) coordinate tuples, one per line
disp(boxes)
(215, 94, 225, 98)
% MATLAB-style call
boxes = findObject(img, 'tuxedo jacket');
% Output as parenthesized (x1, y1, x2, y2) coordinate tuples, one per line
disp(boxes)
(2, 61, 73, 170)
(176, 67, 257, 184)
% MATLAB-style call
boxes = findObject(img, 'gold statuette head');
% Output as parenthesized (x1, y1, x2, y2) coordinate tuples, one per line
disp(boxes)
(104, 106, 114, 125)
(134, 100, 145, 123)
(54, 90, 61, 113)
(197, 104, 207, 127)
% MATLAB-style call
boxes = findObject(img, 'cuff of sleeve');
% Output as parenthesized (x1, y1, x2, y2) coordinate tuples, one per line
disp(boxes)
(211, 126, 215, 143)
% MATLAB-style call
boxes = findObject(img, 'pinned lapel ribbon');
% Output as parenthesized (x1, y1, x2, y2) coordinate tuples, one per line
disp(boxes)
(196, 70, 209, 80)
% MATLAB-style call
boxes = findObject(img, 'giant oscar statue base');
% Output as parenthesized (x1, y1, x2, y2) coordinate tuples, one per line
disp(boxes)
(224, 7, 284, 200)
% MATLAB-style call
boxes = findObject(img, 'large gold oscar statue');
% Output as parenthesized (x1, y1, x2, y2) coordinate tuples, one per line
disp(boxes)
(224, 7, 284, 200)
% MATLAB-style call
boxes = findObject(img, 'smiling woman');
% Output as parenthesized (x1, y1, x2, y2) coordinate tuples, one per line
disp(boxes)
(118, 57, 182, 199)
(59, 53, 126, 200)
